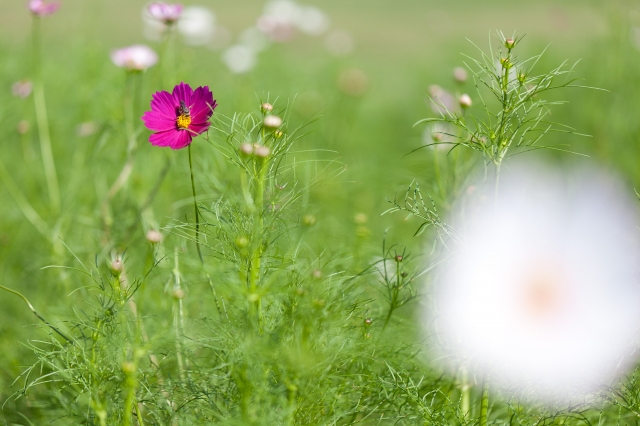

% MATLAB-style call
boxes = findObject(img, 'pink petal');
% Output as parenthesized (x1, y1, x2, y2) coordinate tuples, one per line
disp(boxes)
(171, 130, 193, 150)
(190, 86, 216, 124)
(141, 110, 175, 132)
(150, 90, 177, 118)
(149, 130, 176, 147)
(172, 82, 193, 106)
(188, 122, 210, 135)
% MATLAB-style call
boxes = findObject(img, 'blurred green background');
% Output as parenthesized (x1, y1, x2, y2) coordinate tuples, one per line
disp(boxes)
(1, 0, 639, 421)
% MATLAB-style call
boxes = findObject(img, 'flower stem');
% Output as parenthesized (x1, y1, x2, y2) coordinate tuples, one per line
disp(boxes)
(172, 248, 187, 381)
(188, 144, 203, 263)
(249, 159, 267, 323)
(479, 375, 489, 426)
(32, 17, 60, 215)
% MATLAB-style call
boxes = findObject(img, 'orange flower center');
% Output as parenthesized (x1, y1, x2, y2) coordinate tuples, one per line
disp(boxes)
(176, 114, 191, 129)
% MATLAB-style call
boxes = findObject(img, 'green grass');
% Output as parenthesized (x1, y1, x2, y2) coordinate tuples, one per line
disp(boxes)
(1, 0, 640, 424)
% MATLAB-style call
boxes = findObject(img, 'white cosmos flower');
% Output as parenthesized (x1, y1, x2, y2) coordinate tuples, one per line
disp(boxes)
(430, 164, 640, 403)
(222, 45, 257, 74)
(177, 6, 215, 46)
(111, 45, 158, 71)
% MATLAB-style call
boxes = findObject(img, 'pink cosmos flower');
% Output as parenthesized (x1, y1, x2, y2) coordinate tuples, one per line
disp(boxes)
(147, 2, 183, 24)
(141, 82, 217, 150)
(111, 45, 158, 71)
(28, 0, 60, 16)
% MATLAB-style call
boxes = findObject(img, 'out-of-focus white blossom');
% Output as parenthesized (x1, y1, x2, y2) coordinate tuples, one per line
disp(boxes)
(12, 80, 32, 98)
(324, 29, 354, 56)
(430, 164, 640, 403)
(239, 27, 270, 52)
(111, 45, 158, 71)
(295, 5, 329, 35)
(147, 2, 183, 24)
(222, 45, 257, 74)
(428, 85, 458, 115)
(177, 6, 215, 46)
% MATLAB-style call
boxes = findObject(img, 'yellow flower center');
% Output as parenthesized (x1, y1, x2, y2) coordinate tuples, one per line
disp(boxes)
(176, 114, 191, 129)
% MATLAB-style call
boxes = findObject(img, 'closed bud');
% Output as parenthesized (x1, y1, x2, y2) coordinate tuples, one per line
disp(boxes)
(274, 129, 284, 139)
(394, 255, 403, 263)
(517, 72, 527, 84)
(303, 214, 317, 226)
(235, 236, 249, 249)
(122, 362, 136, 374)
(263, 115, 283, 129)
(254, 145, 271, 158)
(459, 94, 472, 109)
(172, 288, 185, 299)
(110, 259, 123, 274)
(312, 269, 322, 279)
(505, 38, 515, 49)
(500, 57, 512, 69)
(146, 229, 163, 244)
(240, 143, 254, 157)
(453, 66, 468, 83)
(364, 318, 373, 326)
(261, 102, 274, 113)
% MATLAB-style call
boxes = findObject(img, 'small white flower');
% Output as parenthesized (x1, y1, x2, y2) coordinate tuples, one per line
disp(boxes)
(429, 164, 640, 403)
(295, 6, 329, 36)
(222, 45, 257, 74)
(177, 6, 215, 46)
(111, 45, 158, 71)
(428, 85, 458, 115)
(263, 115, 283, 129)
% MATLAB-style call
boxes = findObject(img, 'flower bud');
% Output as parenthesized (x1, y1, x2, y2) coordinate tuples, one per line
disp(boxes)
(453, 67, 468, 83)
(261, 102, 274, 113)
(122, 361, 136, 374)
(146, 229, 163, 244)
(312, 269, 322, 279)
(394, 255, 403, 263)
(254, 145, 271, 158)
(248, 293, 260, 302)
(303, 214, 317, 226)
(235, 236, 249, 249)
(364, 318, 373, 325)
(354, 213, 368, 224)
(505, 38, 515, 49)
(263, 115, 283, 129)
(17, 120, 30, 135)
(274, 130, 284, 139)
(500, 57, 512, 69)
(517, 72, 527, 85)
(459, 94, 472, 109)
(110, 259, 123, 274)
(240, 143, 254, 157)
(172, 288, 185, 299)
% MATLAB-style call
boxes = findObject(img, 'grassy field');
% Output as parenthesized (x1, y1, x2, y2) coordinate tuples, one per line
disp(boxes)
(1, 0, 640, 424)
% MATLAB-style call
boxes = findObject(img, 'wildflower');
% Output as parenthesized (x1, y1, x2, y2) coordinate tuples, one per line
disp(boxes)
(141, 82, 217, 150)
(110, 259, 123, 274)
(147, 2, 183, 24)
(431, 164, 640, 402)
(177, 6, 215, 46)
(364, 318, 373, 325)
(263, 115, 283, 129)
(146, 230, 163, 244)
(505, 37, 516, 49)
(261, 102, 274, 113)
(459, 94, 472, 109)
(257, 0, 299, 42)
(28, 0, 60, 16)
(111, 45, 158, 72)
(12, 80, 32, 98)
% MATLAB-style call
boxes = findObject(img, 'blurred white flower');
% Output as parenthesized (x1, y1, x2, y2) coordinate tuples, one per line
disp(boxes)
(239, 27, 270, 52)
(177, 6, 215, 46)
(453, 66, 468, 83)
(295, 5, 329, 35)
(111, 45, 158, 71)
(431, 164, 640, 403)
(257, 0, 300, 42)
(428, 85, 458, 115)
(222, 45, 257, 74)
(324, 29, 354, 56)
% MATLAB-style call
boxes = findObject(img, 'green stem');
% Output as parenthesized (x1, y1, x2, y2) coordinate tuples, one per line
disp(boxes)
(479, 378, 489, 426)
(460, 367, 470, 420)
(32, 17, 60, 215)
(0, 284, 73, 345)
(188, 144, 203, 263)
(249, 159, 267, 322)
(172, 248, 187, 381)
